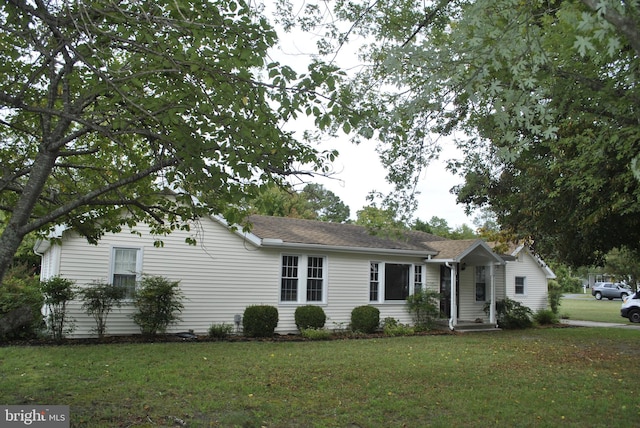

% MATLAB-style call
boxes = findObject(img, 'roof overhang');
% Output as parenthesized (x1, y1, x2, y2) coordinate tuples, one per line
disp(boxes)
(426, 239, 505, 265)
(33, 225, 68, 255)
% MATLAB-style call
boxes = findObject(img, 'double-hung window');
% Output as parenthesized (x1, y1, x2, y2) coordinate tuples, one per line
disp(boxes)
(370, 263, 380, 301)
(280, 255, 326, 303)
(515, 276, 526, 295)
(111, 247, 142, 298)
(414, 265, 423, 293)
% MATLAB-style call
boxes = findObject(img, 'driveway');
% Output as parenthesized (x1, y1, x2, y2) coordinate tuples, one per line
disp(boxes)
(560, 319, 640, 330)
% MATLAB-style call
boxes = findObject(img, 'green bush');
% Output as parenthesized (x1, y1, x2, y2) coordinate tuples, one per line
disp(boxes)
(41, 276, 76, 341)
(350, 305, 379, 334)
(0, 265, 45, 340)
(208, 323, 234, 339)
(405, 289, 440, 330)
(243, 305, 278, 337)
(79, 280, 127, 338)
(301, 327, 332, 340)
(484, 297, 533, 329)
(132, 275, 184, 337)
(294, 305, 326, 331)
(548, 279, 563, 314)
(383, 317, 414, 336)
(534, 308, 559, 325)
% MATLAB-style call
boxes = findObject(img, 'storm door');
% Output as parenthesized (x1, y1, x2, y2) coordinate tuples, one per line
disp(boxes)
(439, 264, 459, 318)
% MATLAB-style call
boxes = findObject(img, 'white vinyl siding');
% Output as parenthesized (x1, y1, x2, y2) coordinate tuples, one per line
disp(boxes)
(505, 249, 549, 311)
(47, 219, 280, 337)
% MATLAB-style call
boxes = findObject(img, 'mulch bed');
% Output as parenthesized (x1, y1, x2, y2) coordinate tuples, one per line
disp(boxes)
(2, 328, 458, 346)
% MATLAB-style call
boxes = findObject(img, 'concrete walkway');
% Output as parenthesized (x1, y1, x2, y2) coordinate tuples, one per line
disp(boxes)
(560, 319, 640, 330)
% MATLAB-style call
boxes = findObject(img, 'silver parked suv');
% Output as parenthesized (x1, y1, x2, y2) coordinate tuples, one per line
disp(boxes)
(591, 282, 632, 300)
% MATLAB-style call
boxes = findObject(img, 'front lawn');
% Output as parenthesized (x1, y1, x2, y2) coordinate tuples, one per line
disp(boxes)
(1, 328, 638, 427)
(560, 293, 629, 323)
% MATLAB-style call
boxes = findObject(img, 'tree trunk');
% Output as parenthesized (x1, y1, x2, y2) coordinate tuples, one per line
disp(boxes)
(581, 0, 640, 58)
(0, 149, 58, 285)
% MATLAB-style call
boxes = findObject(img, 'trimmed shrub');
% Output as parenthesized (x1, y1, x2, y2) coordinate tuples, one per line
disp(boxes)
(132, 275, 184, 337)
(294, 305, 326, 331)
(243, 305, 278, 337)
(405, 289, 440, 330)
(80, 280, 127, 338)
(301, 328, 332, 340)
(484, 297, 533, 329)
(534, 308, 559, 325)
(208, 323, 234, 339)
(0, 265, 44, 340)
(350, 305, 379, 334)
(41, 276, 76, 341)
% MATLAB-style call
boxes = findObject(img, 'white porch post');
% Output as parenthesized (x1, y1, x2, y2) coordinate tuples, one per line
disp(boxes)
(449, 263, 457, 330)
(489, 263, 496, 326)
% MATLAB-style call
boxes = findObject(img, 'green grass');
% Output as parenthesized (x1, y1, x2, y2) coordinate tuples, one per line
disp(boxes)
(560, 293, 628, 323)
(1, 328, 639, 427)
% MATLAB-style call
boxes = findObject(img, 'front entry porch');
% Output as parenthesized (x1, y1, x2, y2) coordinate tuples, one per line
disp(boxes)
(426, 239, 507, 332)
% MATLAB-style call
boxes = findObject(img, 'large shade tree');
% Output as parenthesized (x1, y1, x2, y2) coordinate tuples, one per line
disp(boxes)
(0, 0, 343, 283)
(277, 0, 640, 266)
(248, 183, 350, 222)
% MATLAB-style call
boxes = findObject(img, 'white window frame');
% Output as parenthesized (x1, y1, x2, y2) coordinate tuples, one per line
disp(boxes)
(109, 246, 143, 299)
(515, 276, 526, 295)
(279, 254, 328, 304)
(369, 261, 424, 303)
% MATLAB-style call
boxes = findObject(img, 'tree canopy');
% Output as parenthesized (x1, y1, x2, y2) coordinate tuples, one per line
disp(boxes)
(248, 183, 350, 222)
(277, 0, 640, 266)
(0, 0, 343, 283)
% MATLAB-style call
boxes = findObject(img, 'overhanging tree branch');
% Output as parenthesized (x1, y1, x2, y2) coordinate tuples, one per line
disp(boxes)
(22, 156, 181, 234)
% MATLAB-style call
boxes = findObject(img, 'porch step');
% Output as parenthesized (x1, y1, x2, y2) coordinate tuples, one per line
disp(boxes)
(455, 323, 501, 333)
(434, 320, 501, 333)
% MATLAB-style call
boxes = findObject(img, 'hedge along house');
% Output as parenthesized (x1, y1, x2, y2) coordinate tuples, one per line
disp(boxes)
(34, 215, 555, 337)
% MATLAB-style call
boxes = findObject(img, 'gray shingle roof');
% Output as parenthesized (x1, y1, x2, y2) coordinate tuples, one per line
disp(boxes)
(426, 239, 480, 260)
(247, 215, 447, 252)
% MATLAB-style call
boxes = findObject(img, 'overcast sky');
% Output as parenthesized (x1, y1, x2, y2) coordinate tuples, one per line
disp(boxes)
(313, 138, 474, 228)
(269, 10, 475, 228)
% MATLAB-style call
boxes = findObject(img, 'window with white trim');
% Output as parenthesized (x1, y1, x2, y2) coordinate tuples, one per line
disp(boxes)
(515, 276, 526, 295)
(111, 247, 142, 298)
(280, 255, 326, 303)
(370, 263, 380, 301)
(369, 262, 423, 302)
(414, 265, 423, 293)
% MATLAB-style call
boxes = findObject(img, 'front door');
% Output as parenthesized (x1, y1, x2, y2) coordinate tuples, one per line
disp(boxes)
(439, 264, 459, 318)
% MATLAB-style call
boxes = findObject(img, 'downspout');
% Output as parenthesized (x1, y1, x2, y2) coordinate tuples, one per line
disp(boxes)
(446, 262, 457, 330)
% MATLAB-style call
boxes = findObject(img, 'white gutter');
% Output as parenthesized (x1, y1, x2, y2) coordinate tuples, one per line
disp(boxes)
(445, 261, 457, 331)
(255, 239, 439, 258)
